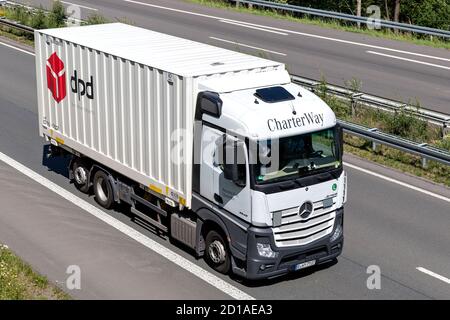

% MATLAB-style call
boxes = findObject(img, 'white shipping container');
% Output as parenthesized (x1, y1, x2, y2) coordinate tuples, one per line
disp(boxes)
(35, 23, 284, 208)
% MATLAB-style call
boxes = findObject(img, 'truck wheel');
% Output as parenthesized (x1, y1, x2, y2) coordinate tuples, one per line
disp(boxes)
(205, 230, 230, 274)
(93, 170, 114, 209)
(73, 160, 90, 193)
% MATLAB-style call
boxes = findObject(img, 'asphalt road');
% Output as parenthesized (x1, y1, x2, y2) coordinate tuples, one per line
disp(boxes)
(0, 39, 450, 299)
(12, 0, 450, 114)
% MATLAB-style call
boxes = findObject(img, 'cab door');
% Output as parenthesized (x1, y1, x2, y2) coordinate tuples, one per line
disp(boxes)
(199, 126, 251, 223)
(212, 134, 251, 223)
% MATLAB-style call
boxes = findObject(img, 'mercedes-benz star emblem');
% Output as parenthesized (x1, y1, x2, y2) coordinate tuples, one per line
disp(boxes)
(299, 201, 314, 219)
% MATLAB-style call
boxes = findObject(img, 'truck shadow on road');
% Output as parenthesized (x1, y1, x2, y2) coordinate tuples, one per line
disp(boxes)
(41, 144, 169, 241)
(41, 144, 70, 178)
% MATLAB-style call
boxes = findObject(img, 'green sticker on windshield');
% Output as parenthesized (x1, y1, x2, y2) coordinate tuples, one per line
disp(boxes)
(257, 175, 264, 181)
(332, 183, 337, 191)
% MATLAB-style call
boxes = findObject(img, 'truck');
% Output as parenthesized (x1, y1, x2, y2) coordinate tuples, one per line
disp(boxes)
(35, 23, 346, 280)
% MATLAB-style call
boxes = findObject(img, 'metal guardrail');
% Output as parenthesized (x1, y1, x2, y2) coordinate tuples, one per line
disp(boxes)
(0, 17, 34, 34)
(0, 11, 449, 167)
(232, 0, 450, 39)
(294, 75, 450, 166)
(338, 120, 450, 167)
(292, 75, 450, 132)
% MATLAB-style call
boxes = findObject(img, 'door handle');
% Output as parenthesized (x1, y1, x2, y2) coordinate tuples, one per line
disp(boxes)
(214, 193, 223, 204)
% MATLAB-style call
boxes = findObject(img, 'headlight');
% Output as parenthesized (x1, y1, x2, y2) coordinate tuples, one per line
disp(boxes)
(256, 243, 278, 259)
(330, 224, 343, 242)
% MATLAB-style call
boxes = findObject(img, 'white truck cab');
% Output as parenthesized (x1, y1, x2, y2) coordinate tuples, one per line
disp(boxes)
(193, 68, 346, 279)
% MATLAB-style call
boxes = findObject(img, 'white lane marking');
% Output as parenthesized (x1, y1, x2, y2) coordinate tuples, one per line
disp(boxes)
(219, 19, 288, 36)
(0, 151, 254, 300)
(124, 0, 219, 18)
(210, 37, 286, 56)
(367, 51, 450, 71)
(417, 267, 450, 285)
(123, 0, 450, 62)
(344, 162, 450, 204)
(0, 41, 34, 56)
(219, 19, 450, 63)
(61, 1, 98, 11)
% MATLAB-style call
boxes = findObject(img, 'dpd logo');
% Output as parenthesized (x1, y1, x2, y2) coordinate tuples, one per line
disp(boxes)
(46, 52, 66, 103)
(71, 70, 94, 101)
(45, 52, 95, 103)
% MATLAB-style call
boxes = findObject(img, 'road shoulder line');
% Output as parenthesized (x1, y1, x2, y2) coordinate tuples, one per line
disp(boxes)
(0, 150, 254, 300)
(344, 160, 450, 204)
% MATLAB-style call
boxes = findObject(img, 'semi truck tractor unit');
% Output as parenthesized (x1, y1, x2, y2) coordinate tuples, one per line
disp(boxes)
(35, 23, 347, 280)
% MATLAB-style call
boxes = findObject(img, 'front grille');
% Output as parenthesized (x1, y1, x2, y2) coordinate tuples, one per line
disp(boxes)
(272, 198, 336, 247)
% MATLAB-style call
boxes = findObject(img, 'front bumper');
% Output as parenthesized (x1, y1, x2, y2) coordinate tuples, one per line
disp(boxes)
(232, 208, 344, 280)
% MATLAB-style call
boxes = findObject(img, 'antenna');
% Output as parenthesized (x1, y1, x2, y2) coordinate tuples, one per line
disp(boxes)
(290, 102, 297, 115)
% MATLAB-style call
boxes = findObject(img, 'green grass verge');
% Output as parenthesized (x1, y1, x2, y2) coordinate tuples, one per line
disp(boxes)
(345, 137, 450, 187)
(0, 244, 70, 300)
(0, 28, 34, 46)
(186, 0, 450, 50)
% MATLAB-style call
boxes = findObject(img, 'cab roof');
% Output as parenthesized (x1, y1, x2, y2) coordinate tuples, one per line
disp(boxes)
(202, 82, 337, 140)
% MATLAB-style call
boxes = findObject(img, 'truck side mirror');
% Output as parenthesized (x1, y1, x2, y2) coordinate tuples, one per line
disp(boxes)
(196, 91, 222, 119)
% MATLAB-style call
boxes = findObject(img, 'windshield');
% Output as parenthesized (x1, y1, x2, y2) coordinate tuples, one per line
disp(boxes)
(253, 127, 341, 185)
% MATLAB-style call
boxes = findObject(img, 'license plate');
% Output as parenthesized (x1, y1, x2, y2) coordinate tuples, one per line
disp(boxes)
(293, 260, 316, 271)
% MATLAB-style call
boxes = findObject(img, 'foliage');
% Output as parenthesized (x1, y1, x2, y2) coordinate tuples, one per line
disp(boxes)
(30, 7, 47, 30)
(1, 2, 109, 32)
(47, 0, 66, 28)
(436, 136, 450, 151)
(381, 109, 429, 140)
(84, 14, 109, 25)
(281, 0, 450, 30)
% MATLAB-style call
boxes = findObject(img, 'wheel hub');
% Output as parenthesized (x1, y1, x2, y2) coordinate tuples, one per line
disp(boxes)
(74, 166, 87, 185)
(208, 240, 226, 264)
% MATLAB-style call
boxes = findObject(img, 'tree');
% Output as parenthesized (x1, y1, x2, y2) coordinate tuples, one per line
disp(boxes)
(356, 0, 362, 28)
(384, 0, 391, 20)
(394, 0, 401, 22)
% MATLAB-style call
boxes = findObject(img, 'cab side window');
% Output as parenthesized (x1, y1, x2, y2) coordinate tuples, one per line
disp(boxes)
(214, 135, 247, 187)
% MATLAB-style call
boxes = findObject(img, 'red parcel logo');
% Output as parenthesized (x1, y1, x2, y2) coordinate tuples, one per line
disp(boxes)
(46, 52, 67, 103)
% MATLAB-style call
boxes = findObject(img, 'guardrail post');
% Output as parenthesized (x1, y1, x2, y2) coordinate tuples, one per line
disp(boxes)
(235, 0, 240, 8)
(443, 123, 450, 137)
(417, 143, 429, 169)
(422, 157, 428, 169)
(368, 128, 381, 153)
(372, 141, 379, 152)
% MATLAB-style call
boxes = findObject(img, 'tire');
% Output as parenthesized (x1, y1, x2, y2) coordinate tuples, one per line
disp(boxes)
(205, 230, 231, 274)
(72, 160, 90, 194)
(93, 170, 114, 209)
